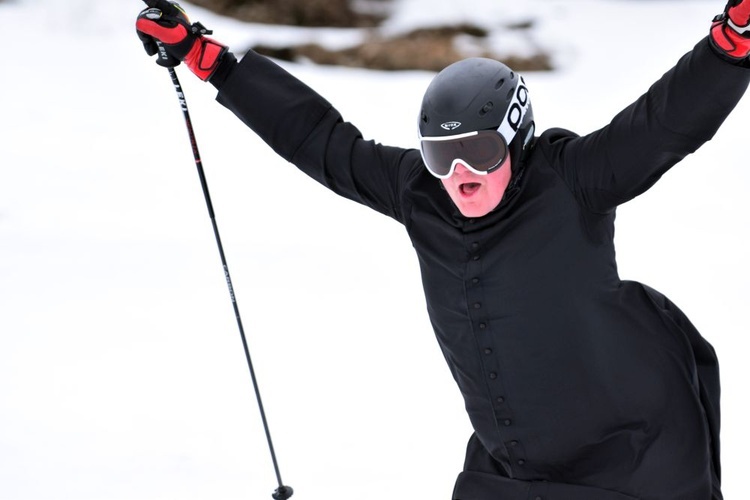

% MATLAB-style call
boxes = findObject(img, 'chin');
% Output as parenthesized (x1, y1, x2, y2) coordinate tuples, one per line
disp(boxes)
(457, 205, 493, 218)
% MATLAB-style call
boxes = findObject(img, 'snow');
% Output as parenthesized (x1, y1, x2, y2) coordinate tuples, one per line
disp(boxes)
(0, 0, 748, 499)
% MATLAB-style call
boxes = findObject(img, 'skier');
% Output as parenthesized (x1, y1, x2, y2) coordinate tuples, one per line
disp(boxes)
(136, 1, 750, 498)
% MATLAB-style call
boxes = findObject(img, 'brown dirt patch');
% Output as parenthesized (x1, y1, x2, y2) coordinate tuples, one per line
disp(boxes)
(250, 25, 552, 72)
(187, 0, 552, 72)
(188, 0, 385, 27)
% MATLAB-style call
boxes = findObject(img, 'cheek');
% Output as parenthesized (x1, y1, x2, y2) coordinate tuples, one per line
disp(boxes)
(485, 180, 508, 201)
(486, 166, 513, 197)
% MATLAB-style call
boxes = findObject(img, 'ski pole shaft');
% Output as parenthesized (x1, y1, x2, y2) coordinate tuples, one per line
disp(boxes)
(164, 65, 293, 500)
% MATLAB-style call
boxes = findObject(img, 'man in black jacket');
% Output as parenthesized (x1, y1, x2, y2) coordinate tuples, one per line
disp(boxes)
(137, 1, 750, 498)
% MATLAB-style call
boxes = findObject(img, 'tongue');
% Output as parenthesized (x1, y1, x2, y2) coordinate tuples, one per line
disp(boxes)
(461, 183, 481, 196)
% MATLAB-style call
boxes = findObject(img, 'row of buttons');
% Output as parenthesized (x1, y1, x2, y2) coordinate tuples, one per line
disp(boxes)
(465, 236, 528, 472)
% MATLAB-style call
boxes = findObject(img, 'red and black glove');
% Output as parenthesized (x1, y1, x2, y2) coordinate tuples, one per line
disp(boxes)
(710, 0, 750, 60)
(136, 0, 228, 81)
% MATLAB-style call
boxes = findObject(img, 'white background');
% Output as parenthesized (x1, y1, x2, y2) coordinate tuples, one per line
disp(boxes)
(1, 0, 748, 498)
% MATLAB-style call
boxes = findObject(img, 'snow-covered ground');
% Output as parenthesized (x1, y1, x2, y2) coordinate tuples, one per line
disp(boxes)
(1, 0, 748, 498)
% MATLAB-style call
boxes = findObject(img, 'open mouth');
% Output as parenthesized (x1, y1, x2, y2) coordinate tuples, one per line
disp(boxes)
(459, 182, 482, 196)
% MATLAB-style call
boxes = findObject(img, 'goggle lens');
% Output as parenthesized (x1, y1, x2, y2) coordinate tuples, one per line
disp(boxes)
(420, 130, 509, 179)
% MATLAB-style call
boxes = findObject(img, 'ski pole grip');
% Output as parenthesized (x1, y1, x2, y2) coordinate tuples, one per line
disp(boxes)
(154, 41, 181, 68)
(142, 0, 180, 16)
(272, 485, 294, 500)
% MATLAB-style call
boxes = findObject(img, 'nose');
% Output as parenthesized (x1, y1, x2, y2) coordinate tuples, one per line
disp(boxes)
(453, 163, 471, 175)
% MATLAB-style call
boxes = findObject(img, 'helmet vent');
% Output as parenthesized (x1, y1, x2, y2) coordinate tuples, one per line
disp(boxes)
(479, 102, 494, 116)
(506, 88, 514, 100)
(494, 78, 505, 90)
(421, 111, 429, 124)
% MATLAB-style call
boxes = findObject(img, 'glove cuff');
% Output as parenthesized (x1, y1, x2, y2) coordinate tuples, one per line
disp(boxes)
(185, 37, 228, 81)
(709, 18, 750, 63)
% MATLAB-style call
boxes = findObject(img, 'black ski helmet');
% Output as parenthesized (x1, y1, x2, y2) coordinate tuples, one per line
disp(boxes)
(418, 57, 535, 169)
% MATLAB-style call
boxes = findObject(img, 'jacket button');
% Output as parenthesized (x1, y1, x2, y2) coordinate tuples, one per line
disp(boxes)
(473, 302, 481, 309)
(504, 419, 512, 426)
(510, 440, 518, 447)
(489, 372, 497, 379)
(471, 242, 479, 249)
(497, 396, 505, 403)
(479, 322, 487, 329)
(473, 255, 480, 261)
(517, 459, 525, 466)
(484, 347, 492, 355)
(472, 277, 480, 285)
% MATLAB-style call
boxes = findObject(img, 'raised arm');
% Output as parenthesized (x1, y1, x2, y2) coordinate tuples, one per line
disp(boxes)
(538, 5, 750, 214)
(136, 0, 419, 223)
(212, 51, 418, 223)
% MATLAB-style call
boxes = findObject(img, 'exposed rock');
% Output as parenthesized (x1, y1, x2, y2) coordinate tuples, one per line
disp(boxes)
(188, 0, 552, 72)
(188, 0, 385, 27)
(250, 25, 552, 72)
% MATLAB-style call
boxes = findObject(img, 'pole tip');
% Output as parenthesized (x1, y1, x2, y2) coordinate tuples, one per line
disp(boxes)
(272, 485, 294, 500)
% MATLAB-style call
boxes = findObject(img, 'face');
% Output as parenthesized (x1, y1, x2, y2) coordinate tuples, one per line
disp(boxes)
(440, 158, 513, 218)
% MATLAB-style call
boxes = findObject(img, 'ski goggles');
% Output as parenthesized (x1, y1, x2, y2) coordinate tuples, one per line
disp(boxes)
(419, 129, 510, 179)
(419, 75, 530, 179)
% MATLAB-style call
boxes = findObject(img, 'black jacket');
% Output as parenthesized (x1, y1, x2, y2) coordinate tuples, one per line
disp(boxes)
(214, 38, 749, 499)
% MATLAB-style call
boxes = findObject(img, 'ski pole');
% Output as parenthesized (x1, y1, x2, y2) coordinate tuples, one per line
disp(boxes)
(160, 61, 293, 500)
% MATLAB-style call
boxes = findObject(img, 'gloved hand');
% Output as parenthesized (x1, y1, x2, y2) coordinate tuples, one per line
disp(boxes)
(710, 0, 750, 60)
(136, 0, 228, 81)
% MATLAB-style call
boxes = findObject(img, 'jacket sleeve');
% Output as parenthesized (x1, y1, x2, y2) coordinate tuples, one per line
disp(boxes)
(540, 37, 750, 214)
(214, 50, 418, 223)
